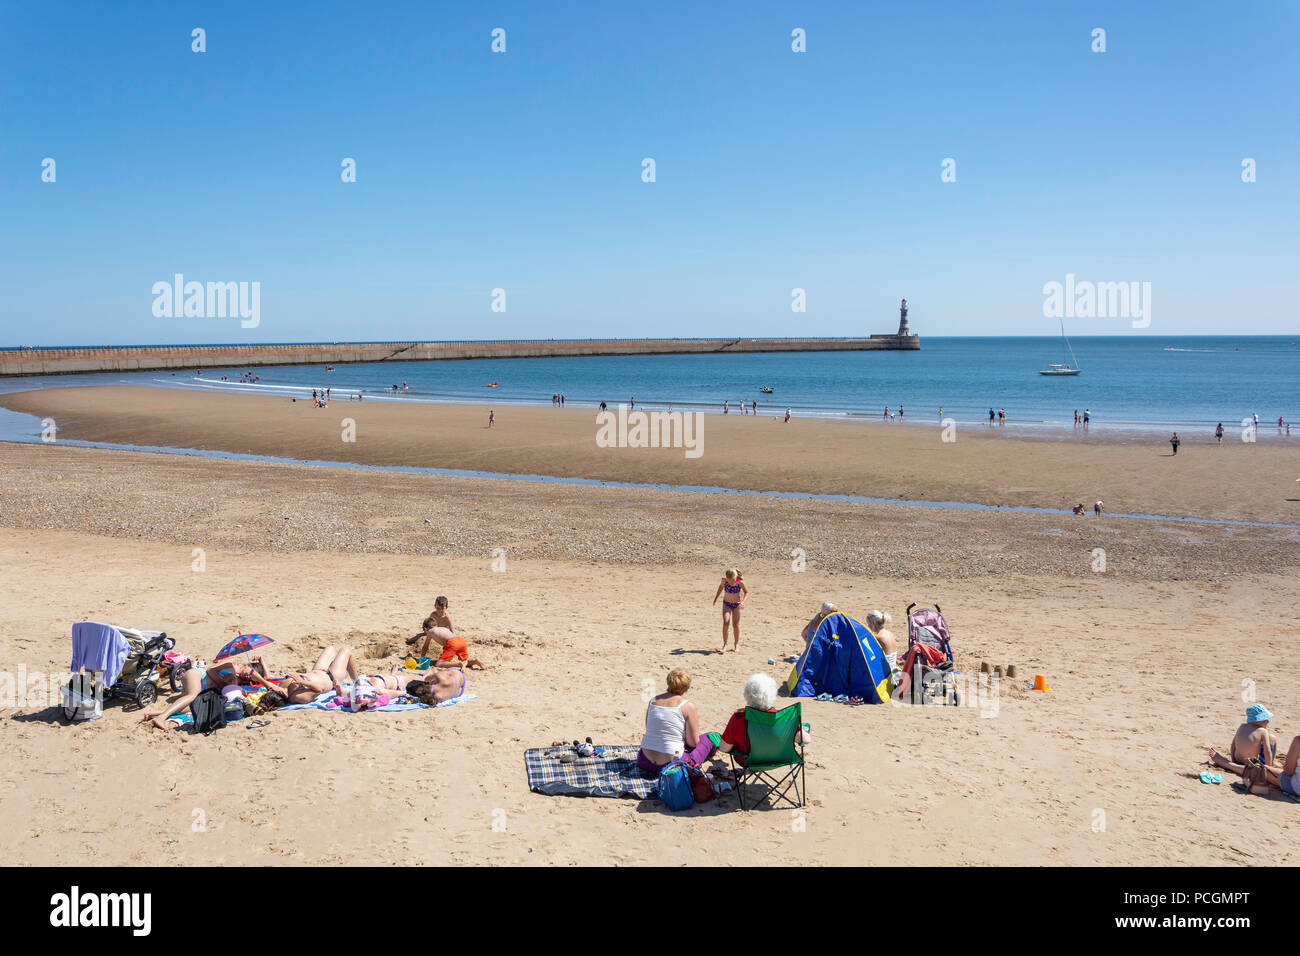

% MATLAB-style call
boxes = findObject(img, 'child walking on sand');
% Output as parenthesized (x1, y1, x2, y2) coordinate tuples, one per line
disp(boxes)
(712, 568, 749, 652)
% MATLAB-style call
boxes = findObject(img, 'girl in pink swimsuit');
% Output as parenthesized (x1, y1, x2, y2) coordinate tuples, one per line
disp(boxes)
(711, 568, 749, 652)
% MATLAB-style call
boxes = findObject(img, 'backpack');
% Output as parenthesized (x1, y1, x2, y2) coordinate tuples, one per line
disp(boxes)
(190, 687, 228, 734)
(656, 760, 695, 811)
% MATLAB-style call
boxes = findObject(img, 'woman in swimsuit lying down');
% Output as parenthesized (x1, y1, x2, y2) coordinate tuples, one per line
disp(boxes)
(248, 646, 356, 704)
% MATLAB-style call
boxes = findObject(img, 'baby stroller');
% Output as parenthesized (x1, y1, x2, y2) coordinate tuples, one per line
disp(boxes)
(62, 624, 178, 722)
(901, 603, 959, 706)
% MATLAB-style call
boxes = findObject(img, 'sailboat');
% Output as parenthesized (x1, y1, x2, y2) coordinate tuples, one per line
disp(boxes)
(1039, 319, 1081, 376)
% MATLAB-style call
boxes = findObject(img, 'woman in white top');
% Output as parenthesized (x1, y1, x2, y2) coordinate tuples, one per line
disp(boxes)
(637, 667, 716, 776)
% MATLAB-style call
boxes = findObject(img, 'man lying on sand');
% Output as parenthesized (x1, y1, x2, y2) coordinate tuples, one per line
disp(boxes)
(404, 669, 468, 705)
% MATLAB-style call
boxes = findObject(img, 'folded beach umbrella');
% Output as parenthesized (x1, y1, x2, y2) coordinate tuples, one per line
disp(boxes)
(214, 633, 274, 662)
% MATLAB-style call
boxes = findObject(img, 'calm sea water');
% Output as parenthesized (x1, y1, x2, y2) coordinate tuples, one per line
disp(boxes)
(3, 336, 1298, 431)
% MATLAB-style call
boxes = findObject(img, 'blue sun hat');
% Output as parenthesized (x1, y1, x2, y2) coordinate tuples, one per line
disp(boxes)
(1247, 704, 1274, 724)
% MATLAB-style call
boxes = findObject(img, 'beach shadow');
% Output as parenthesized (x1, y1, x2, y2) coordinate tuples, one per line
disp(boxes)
(10, 707, 71, 725)
(635, 792, 741, 817)
(670, 648, 719, 656)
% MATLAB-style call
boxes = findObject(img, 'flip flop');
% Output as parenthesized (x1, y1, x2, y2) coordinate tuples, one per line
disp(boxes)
(1199, 771, 1223, 784)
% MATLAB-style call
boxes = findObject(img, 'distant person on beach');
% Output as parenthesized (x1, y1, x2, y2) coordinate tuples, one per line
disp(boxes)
(637, 668, 716, 776)
(898, 405, 904, 420)
(998, 408, 1005, 424)
(784, 408, 791, 423)
(1074, 409, 1079, 426)
(600, 400, 607, 411)
(1072, 503, 1086, 515)
(1170, 432, 1181, 455)
(1083, 409, 1090, 428)
(488, 410, 494, 427)
(1215, 422, 1224, 444)
(751, 400, 757, 414)
(724, 400, 728, 415)
(988, 407, 995, 424)
(1094, 500, 1103, 516)
(630, 396, 635, 409)
(713, 568, 748, 652)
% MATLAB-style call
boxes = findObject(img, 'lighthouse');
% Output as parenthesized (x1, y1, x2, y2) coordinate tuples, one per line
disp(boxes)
(897, 298, 910, 336)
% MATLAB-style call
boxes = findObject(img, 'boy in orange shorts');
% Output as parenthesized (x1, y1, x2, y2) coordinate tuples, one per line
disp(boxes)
(412, 612, 487, 670)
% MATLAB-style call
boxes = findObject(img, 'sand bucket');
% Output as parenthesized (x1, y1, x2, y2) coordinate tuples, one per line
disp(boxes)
(1031, 673, 1051, 691)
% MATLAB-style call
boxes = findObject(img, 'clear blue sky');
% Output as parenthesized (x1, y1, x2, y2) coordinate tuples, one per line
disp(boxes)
(2, 0, 1296, 344)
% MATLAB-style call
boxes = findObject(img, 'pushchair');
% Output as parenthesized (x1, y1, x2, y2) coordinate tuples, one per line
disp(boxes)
(62, 623, 179, 722)
(900, 603, 959, 706)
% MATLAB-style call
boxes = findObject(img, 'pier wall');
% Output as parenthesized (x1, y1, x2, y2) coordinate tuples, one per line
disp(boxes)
(0, 335, 919, 377)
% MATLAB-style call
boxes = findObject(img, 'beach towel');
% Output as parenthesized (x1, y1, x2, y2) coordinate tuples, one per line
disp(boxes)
(71, 622, 130, 686)
(524, 744, 657, 799)
(278, 689, 475, 712)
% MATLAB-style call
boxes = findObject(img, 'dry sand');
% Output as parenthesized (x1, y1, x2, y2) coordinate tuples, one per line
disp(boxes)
(1, 387, 1298, 867)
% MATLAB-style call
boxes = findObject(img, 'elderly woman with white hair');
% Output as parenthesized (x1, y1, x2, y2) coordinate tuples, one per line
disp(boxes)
(715, 673, 805, 764)
(800, 602, 838, 644)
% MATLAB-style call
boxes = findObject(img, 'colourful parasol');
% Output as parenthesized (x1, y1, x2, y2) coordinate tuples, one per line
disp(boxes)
(214, 633, 275, 662)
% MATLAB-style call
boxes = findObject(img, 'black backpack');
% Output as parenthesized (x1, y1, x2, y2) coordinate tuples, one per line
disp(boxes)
(190, 688, 228, 734)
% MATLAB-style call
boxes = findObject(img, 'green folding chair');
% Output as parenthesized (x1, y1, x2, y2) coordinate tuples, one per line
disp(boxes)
(727, 703, 806, 811)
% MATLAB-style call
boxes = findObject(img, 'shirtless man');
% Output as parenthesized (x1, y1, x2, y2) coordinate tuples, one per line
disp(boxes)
(403, 669, 469, 705)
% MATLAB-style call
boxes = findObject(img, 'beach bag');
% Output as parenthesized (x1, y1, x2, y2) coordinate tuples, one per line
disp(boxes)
(656, 760, 695, 811)
(190, 688, 228, 734)
(1241, 759, 1270, 794)
(691, 768, 717, 804)
(61, 673, 103, 722)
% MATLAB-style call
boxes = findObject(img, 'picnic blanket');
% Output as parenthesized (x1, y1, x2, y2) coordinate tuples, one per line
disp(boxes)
(524, 744, 657, 799)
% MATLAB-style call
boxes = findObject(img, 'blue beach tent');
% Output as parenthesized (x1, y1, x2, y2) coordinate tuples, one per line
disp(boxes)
(786, 612, 892, 703)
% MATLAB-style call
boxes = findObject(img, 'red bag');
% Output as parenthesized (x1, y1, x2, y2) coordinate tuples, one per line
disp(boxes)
(690, 768, 716, 803)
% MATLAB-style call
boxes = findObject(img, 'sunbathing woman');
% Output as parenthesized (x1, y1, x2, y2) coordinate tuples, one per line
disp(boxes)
(141, 659, 255, 730)
(712, 568, 748, 652)
(248, 646, 356, 704)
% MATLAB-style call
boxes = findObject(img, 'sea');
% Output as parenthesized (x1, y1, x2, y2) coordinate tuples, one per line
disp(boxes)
(2, 336, 1297, 435)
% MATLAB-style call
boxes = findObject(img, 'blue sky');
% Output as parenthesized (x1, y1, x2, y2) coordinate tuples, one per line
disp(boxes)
(1, 0, 1296, 344)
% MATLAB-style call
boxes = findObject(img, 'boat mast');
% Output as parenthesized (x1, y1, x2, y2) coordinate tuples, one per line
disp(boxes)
(1061, 318, 1079, 369)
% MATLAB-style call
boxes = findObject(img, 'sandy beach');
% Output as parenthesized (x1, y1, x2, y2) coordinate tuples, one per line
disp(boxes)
(1, 384, 1298, 867)
(4, 385, 1300, 524)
